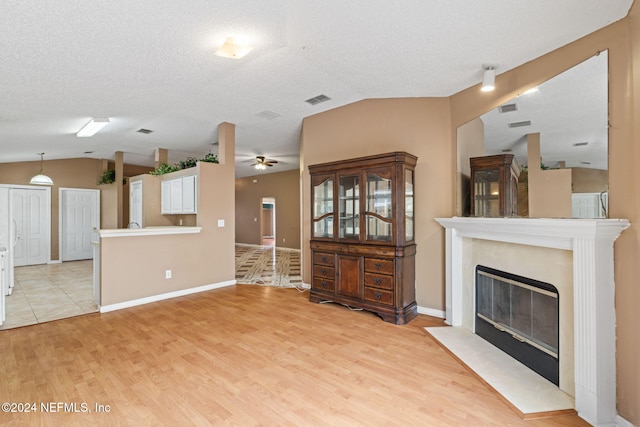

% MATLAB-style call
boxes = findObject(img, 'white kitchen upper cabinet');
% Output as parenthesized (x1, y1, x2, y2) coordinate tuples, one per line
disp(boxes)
(161, 176, 197, 215)
(182, 175, 197, 214)
(170, 179, 183, 213)
(161, 180, 172, 214)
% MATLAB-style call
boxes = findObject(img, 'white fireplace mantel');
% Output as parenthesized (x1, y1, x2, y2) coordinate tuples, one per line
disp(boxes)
(435, 217, 630, 427)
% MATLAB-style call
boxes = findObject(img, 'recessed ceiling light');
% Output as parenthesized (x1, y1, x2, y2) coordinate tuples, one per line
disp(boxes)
(215, 37, 254, 59)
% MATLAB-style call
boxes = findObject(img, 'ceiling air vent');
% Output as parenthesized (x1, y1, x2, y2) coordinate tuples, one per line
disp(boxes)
(137, 128, 153, 134)
(499, 103, 518, 113)
(305, 94, 331, 105)
(507, 120, 531, 128)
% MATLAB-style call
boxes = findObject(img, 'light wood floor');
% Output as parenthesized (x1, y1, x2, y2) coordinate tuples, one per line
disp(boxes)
(0, 285, 589, 426)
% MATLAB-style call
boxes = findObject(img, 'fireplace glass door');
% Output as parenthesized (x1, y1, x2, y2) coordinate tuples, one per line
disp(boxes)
(475, 265, 559, 385)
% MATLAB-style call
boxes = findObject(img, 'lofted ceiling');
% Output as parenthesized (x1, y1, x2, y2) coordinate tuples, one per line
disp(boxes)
(0, 1, 633, 178)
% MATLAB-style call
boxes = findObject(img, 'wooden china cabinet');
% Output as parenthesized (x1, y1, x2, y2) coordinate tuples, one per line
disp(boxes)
(309, 152, 417, 324)
(469, 154, 520, 217)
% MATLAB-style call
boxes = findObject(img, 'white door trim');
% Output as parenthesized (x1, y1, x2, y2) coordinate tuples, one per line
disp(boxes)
(58, 188, 100, 262)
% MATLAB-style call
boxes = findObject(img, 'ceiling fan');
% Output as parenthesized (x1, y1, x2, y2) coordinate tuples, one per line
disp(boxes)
(251, 156, 278, 170)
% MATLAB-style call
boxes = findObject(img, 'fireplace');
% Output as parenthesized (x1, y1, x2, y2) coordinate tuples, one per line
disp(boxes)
(475, 265, 559, 385)
(434, 217, 629, 426)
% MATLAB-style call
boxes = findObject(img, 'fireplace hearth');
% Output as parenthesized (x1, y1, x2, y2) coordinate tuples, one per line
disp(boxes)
(435, 217, 629, 425)
(475, 265, 559, 385)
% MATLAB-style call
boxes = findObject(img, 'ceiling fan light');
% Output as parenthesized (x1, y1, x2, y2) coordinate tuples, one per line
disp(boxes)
(77, 118, 110, 137)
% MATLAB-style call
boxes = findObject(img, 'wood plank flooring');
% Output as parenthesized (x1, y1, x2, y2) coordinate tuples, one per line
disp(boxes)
(0, 285, 589, 426)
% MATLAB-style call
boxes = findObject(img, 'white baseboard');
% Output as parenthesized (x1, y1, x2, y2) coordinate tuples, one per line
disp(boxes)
(616, 414, 635, 427)
(48, 259, 62, 264)
(99, 280, 236, 313)
(417, 305, 446, 319)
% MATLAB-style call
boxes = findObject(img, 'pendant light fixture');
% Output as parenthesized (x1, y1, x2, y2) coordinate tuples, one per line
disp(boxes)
(29, 153, 54, 186)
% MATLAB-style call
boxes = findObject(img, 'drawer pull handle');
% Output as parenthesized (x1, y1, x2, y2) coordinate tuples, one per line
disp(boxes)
(320, 281, 327, 288)
(374, 292, 382, 300)
(321, 269, 327, 275)
(375, 263, 382, 269)
(321, 257, 327, 263)
(374, 278, 382, 285)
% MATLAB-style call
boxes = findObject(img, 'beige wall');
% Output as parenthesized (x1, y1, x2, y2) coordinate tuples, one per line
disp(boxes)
(301, 97, 453, 310)
(235, 169, 301, 249)
(571, 167, 609, 193)
(0, 157, 105, 260)
(300, 8, 640, 420)
(526, 133, 573, 217)
(101, 123, 236, 306)
(0, 158, 155, 259)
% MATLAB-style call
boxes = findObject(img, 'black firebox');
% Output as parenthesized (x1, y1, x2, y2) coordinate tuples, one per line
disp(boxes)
(475, 265, 559, 386)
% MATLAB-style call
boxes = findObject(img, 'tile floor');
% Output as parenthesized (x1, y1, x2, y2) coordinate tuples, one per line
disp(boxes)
(0, 260, 97, 330)
(235, 244, 304, 289)
(1, 244, 305, 330)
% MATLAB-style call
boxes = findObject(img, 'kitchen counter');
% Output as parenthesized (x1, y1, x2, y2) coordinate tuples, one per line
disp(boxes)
(98, 226, 202, 238)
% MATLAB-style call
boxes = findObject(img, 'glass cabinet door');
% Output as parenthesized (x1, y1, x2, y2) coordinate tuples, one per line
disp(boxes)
(473, 169, 500, 217)
(405, 169, 414, 241)
(339, 174, 359, 239)
(312, 176, 333, 238)
(365, 172, 392, 241)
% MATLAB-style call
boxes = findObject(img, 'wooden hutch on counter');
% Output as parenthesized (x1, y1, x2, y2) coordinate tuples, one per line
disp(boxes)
(309, 152, 417, 324)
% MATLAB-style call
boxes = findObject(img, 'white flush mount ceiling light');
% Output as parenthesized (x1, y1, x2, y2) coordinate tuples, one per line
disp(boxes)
(76, 118, 110, 137)
(29, 153, 54, 186)
(215, 37, 254, 59)
(481, 64, 497, 92)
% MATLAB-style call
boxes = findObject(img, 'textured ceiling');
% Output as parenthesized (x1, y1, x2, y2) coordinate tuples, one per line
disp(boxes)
(0, 0, 632, 177)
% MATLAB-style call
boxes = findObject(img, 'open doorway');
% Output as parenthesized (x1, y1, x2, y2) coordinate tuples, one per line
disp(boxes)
(261, 197, 275, 247)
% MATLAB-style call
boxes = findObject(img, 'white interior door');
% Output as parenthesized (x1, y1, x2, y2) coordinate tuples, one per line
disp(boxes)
(129, 180, 143, 227)
(12, 188, 49, 267)
(61, 189, 99, 261)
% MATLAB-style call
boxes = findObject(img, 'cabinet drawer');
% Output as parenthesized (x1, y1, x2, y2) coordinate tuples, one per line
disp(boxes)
(364, 287, 393, 305)
(312, 277, 335, 292)
(364, 258, 393, 275)
(313, 252, 335, 266)
(349, 245, 396, 256)
(313, 265, 335, 279)
(364, 272, 393, 290)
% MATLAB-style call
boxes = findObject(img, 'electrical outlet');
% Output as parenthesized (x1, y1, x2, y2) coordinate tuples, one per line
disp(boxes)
(165, 269, 172, 279)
